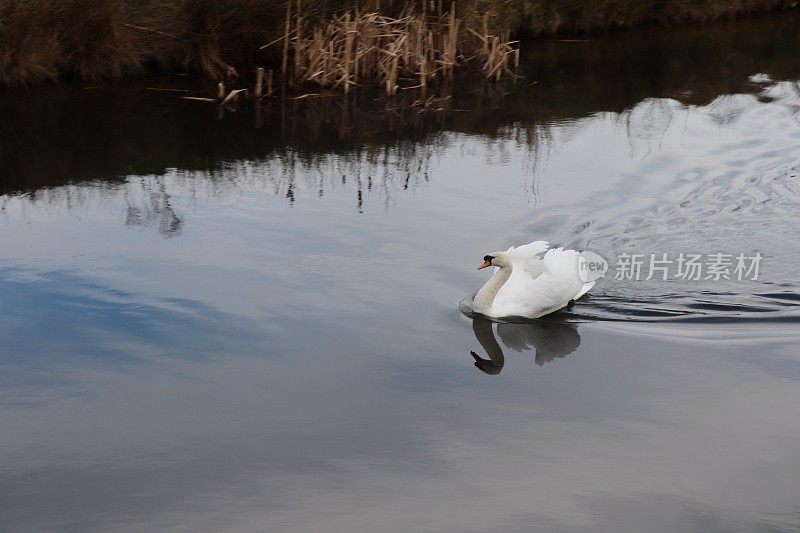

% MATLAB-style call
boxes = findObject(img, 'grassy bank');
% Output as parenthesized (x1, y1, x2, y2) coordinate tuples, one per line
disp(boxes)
(0, 0, 796, 88)
(489, 0, 798, 36)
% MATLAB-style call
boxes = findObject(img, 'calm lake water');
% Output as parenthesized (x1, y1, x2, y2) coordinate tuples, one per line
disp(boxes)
(2, 13, 800, 532)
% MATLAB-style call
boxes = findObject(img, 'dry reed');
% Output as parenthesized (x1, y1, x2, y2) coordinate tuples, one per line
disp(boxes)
(270, 2, 519, 96)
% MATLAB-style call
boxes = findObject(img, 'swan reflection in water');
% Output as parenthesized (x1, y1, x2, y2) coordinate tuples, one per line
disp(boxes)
(470, 317, 581, 374)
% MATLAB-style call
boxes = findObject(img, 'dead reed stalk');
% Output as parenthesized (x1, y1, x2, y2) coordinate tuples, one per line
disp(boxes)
(268, 2, 519, 96)
(255, 67, 265, 97)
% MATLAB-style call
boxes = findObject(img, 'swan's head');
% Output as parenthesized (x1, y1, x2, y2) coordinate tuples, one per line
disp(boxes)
(478, 252, 510, 270)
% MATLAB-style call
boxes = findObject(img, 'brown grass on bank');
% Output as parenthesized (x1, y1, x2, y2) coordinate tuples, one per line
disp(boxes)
(0, 0, 797, 88)
(471, 0, 798, 37)
(0, 0, 282, 87)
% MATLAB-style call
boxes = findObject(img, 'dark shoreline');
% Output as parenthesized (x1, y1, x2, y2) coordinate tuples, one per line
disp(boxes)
(0, 0, 797, 90)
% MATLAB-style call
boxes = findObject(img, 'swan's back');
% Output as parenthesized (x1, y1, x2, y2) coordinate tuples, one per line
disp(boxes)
(492, 245, 590, 318)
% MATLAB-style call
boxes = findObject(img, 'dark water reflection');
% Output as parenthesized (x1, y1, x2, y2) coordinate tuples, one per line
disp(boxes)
(2, 12, 800, 533)
(471, 317, 581, 374)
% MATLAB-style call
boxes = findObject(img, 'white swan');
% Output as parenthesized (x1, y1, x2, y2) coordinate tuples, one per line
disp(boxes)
(471, 241, 597, 319)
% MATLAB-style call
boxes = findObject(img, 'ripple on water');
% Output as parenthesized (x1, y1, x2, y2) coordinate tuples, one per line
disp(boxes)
(521, 81, 800, 324)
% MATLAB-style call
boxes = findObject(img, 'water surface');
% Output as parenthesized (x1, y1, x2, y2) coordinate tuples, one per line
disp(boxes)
(2, 13, 800, 532)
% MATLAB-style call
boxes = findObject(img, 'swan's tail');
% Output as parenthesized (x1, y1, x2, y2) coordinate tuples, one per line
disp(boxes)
(574, 280, 596, 300)
(542, 247, 598, 301)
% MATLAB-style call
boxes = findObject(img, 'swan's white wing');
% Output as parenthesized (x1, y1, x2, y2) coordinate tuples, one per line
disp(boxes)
(505, 240, 549, 278)
(494, 247, 586, 318)
(526, 247, 585, 312)
(505, 241, 550, 262)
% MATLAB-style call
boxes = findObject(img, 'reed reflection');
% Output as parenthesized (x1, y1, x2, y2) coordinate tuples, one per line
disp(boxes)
(470, 317, 581, 374)
(3, 12, 800, 200)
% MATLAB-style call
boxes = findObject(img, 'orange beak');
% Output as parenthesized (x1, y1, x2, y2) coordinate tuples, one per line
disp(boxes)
(478, 260, 492, 270)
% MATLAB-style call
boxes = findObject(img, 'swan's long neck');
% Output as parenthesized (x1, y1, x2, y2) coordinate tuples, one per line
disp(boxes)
(472, 319, 504, 374)
(472, 265, 512, 315)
